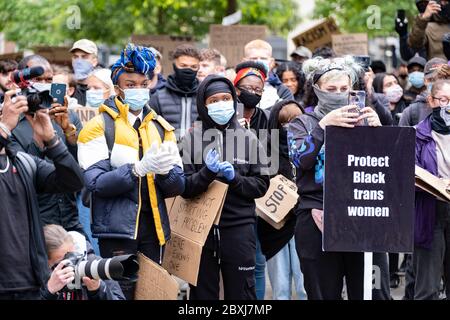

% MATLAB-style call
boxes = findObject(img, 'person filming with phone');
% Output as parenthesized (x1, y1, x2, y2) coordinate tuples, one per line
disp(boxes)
(8, 55, 85, 236)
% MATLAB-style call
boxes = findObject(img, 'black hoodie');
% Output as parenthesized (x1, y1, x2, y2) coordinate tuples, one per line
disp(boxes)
(180, 75, 270, 229)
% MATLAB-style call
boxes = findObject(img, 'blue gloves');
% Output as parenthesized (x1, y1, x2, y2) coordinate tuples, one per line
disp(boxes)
(205, 149, 220, 173)
(219, 161, 235, 181)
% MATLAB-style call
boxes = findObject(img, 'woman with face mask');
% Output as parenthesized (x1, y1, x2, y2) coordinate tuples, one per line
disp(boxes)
(277, 62, 306, 106)
(373, 73, 406, 125)
(414, 79, 450, 300)
(85, 69, 115, 108)
(288, 56, 390, 300)
(180, 74, 270, 300)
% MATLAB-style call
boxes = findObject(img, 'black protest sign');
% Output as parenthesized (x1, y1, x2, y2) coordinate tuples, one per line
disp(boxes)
(323, 126, 416, 253)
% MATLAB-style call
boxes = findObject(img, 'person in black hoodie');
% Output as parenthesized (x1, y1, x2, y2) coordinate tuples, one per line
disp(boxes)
(372, 73, 407, 125)
(150, 44, 200, 140)
(180, 75, 270, 300)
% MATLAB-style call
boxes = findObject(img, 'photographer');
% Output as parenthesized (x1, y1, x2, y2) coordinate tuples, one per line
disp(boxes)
(41, 224, 124, 300)
(408, 0, 450, 60)
(0, 90, 83, 300)
(9, 55, 85, 235)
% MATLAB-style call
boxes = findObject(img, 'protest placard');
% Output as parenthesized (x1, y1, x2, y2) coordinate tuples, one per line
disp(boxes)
(72, 106, 98, 127)
(292, 18, 340, 52)
(332, 33, 368, 56)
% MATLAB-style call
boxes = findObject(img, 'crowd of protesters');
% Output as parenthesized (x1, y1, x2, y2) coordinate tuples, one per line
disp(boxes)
(0, 0, 449, 301)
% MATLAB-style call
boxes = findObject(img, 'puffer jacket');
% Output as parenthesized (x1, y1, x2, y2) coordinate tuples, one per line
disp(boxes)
(399, 91, 432, 126)
(77, 96, 185, 244)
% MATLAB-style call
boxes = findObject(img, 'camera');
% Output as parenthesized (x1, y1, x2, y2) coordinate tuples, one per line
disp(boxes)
(63, 252, 139, 291)
(19, 87, 53, 114)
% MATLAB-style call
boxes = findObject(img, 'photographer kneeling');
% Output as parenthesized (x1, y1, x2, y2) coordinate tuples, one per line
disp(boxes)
(41, 224, 125, 300)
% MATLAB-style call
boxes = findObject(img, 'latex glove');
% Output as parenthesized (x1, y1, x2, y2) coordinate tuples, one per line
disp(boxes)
(205, 149, 220, 173)
(160, 141, 183, 169)
(219, 161, 235, 181)
(134, 142, 171, 176)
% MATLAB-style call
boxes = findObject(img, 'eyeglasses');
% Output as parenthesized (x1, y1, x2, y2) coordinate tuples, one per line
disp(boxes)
(432, 96, 450, 107)
(237, 86, 264, 96)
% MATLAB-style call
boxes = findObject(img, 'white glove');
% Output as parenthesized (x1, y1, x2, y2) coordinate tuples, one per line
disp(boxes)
(160, 141, 183, 170)
(134, 142, 170, 176)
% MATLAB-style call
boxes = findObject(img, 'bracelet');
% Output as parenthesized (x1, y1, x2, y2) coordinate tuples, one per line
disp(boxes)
(64, 124, 77, 137)
(0, 121, 12, 138)
(44, 134, 60, 149)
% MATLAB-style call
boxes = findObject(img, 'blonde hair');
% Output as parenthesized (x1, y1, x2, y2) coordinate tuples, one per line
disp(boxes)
(43, 224, 73, 254)
(244, 39, 272, 56)
(302, 55, 362, 87)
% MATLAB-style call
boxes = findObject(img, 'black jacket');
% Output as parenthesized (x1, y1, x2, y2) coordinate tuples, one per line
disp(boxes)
(370, 93, 394, 126)
(399, 91, 432, 126)
(150, 74, 199, 140)
(0, 135, 84, 289)
(9, 112, 85, 234)
(180, 75, 270, 229)
(40, 241, 125, 300)
(73, 83, 88, 106)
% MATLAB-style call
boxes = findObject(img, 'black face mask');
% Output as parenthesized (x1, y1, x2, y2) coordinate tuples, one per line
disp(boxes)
(173, 64, 198, 89)
(431, 107, 450, 134)
(238, 89, 262, 109)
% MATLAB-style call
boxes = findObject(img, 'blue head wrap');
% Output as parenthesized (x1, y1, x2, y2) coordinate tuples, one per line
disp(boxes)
(111, 43, 156, 84)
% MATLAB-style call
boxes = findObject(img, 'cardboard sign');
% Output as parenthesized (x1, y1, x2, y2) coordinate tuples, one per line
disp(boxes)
(33, 46, 72, 66)
(255, 175, 299, 224)
(72, 106, 99, 127)
(209, 24, 267, 68)
(131, 35, 194, 77)
(332, 33, 368, 56)
(292, 18, 340, 52)
(256, 208, 287, 230)
(134, 253, 179, 300)
(415, 165, 450, 202)
(323, 127, 416, 253)
(0, 52, 24, 62)
(162, 180, 228, 285)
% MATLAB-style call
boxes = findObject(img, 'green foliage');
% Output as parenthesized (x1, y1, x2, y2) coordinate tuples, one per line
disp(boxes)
(314, 0, 418, 38)
(0, 0, 300, 49)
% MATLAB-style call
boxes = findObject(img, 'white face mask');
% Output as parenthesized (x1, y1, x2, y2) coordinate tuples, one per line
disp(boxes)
(31, 82, 51, 92)
(385, 85, 403, 103)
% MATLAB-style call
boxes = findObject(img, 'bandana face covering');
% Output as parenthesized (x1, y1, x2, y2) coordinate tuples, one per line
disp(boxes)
(313, 85, 349, 118)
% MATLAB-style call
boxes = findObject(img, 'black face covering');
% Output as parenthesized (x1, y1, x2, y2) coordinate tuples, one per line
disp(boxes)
(173, 64, 198, 90)
(431, 107, 450, 134)
(238, 89, 262, 109)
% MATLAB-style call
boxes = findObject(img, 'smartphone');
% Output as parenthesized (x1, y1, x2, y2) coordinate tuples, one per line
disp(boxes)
(348, 90, 368, 126)
(353, 55, 371, 72)
(397, 9, 406, 21)
(236, 102, 244, 121)
(50, 83, 66, 105)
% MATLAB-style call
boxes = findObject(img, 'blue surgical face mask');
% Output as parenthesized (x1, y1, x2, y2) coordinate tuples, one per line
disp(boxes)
(409, 71, 425, 89)
(122, 88, 150, 111)
(72, 58, 94, 81)
(207, 100, 235, 125)
(31, 82, 51, 92)
(86, 89, 105, 108)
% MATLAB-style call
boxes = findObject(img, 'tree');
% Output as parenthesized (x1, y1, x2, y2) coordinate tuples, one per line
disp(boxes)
(0, 0, 300, 49)
(314, 0, 418, 38)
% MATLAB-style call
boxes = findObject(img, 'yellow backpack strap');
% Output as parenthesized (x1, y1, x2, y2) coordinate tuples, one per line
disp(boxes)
(151, 110, 175, 132)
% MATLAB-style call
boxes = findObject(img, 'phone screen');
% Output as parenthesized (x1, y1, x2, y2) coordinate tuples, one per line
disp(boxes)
(236, 102, 244, 120)
(348, 91, 368, 126)
(50, 83, 66, 105)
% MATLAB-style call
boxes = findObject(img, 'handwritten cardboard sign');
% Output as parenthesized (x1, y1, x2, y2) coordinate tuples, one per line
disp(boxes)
(332, 33, 368, 56)
(415, 165, 450, 202)
(292, 18, 340, 52)
(72, 106, 98, 127)
(162, 180, 228, 286)
(134, 253, 179, 300)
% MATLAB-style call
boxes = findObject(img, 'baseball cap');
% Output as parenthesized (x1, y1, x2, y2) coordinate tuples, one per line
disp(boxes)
(424, 57, 447, 78)
(70, 39, 98, 56)
(290, 46, 312, 59)
(407, 56, 427, 70)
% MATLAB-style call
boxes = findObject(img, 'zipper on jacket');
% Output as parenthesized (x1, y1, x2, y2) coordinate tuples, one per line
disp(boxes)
(133, 124, 143, 240)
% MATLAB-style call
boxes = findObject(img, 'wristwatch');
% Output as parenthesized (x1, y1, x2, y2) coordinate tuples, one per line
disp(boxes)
(0, 121, 12, 138)
(64, 124, 77, 137)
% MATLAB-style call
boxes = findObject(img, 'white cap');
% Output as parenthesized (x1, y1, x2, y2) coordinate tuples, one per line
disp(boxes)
(91, 68, 114, 95)
(70, 39, 98, 56)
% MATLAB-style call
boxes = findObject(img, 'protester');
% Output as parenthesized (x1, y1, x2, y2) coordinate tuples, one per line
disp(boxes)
(262, 99, 307, 300)
(70, 39, 99, 106)
(242, 40, 293, 110)
(409, 0, 450, 60)
(413, 79, 450, 300)
(150, 44, 200, 139)
(197, 48, 225, 82)
(404, 56, 428, 106)
(371, 60, 387, 74)
(276, 62, 306, 106)
(77, 44, 185, 300)
(395, 7, 427, 61)
(9, 55, 84, 236)
(180, 74, 270, 300)
(52, 66, 81, 110)
(312, 47, 336, 59)
(372, 73, 407, 125)
(288, 56, 390, 300)
(41, 224, 125, 300)
(147, 47, 166, 95)
(0, 59, 18, 103)
(290, 46, 312, 64)
(85, 69, 115, 108)
(0, 89, 83, 299)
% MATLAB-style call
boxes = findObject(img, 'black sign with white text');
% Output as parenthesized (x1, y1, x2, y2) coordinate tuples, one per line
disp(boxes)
(323, 126, 416, 253)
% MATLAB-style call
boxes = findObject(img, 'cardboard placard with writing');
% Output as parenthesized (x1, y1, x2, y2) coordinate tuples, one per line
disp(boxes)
(131, 35, 194, 77)
(72, 106, 99, 127)
(415, 165, 450, 202)
(332, 33, 368, 56)
(255, 175, 299, 224)
(134, 253, 179, 300)
(256, 208, 287, 230)
(33, 46, 72, 66)
(292, 18, 340, 52)
(162, 180, 228, 285)
(209, 24, 267, 68)
(323, 126, 416, 253)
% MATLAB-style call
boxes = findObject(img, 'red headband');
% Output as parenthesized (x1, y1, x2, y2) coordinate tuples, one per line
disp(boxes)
(234, 67, 266, 86)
